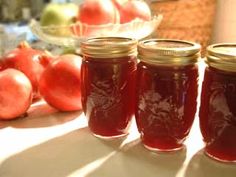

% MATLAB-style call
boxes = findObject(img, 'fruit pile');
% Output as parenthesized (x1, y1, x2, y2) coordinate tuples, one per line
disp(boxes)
(78, 0, 151, 25)
(0, 42, 82, 120)
(0, 0, 152, 120)
(40, 0, 151, 27)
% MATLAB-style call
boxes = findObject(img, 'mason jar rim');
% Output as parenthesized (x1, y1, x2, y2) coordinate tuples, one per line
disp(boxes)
(206, 43, 236, 72)
(138, 39, 201, 66)
(81, 37, 138, 59)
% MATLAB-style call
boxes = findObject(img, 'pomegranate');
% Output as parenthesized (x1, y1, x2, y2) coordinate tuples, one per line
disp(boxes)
(119, 0, 151, 24)
(39, 54, 82, 111)
(0, 69, 32, 120)
(0, 42, 53, 100)
(77, 0, 120, 25)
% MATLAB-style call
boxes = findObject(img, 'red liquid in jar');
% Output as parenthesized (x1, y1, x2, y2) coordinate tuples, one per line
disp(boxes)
(135, 62, 198, 151)
(199, 67, 236, 162)
(81, 56, 136, 137)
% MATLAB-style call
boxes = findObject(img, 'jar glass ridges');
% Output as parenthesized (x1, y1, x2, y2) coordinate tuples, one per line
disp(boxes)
(199, 43, 236, 162)
(81, 37, 137, 139)
(135, 39, 201, 152)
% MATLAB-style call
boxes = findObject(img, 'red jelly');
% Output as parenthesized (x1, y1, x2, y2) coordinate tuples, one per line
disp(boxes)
(199, 43, 236, 162)
(81, 37, 137, 138)
(135, 39, 201, 151)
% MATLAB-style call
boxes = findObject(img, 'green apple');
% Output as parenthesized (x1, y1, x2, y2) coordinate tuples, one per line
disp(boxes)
(40, 3, 78, 36)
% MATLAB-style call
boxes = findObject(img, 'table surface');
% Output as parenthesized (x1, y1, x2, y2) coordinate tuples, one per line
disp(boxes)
(0, 62, 236, 177)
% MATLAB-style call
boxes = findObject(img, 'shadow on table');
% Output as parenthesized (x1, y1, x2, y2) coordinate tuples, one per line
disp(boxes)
(0, 102, 82, 129)
(184, 149, 236, 177)
(0, 127, 126, 177)
(87, 139, 187, 177)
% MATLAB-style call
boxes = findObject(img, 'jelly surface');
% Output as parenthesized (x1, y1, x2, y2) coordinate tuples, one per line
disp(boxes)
(199, 67, 236, 161)
(81, 56, 136, 137)
(135, 62, 198, 150)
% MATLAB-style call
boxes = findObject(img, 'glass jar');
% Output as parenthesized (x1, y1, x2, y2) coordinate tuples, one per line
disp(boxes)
(199, 43, 236, 162)
(135, 39, 201, 151)
(81, 37, 137, 139)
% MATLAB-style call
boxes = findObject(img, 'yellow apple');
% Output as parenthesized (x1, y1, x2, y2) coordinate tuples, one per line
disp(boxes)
(40, 3, 78, 36)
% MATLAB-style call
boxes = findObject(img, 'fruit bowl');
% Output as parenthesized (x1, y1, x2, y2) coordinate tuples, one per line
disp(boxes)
(29, 15, 162, 47)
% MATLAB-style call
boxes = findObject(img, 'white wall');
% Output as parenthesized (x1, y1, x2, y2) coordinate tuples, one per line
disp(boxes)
(211, 0, 236, 43)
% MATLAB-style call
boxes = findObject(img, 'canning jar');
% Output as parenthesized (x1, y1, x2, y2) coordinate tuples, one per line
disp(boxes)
(199, 43, 236, 162)
(135, 39, 201, 151)
(81, 37, 137, 139)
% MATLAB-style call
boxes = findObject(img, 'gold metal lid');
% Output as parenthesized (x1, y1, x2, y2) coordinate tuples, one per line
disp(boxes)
(138, 39, 201, 66)
(80, 37, 138, 59)
(206, 43, 236, 71)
